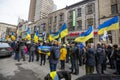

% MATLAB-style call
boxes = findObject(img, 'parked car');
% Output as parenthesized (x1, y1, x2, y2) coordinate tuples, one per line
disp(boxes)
(76, 74, 120, 80)
(0, 42, 13, 57)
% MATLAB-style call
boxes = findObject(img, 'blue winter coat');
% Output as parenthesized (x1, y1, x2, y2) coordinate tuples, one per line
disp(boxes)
(86, 48, 96, 66)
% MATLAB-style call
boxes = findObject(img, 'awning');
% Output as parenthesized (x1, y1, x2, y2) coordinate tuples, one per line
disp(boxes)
(68, 31, 98, 37)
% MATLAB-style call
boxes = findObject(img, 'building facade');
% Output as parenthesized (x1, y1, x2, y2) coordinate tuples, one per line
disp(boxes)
(28, 0, 56, 22)
(48, 8, 67, 33)
(28, 0, 36, 22)
(66, 0, 99, 44)
(98, 0, 120, 44)
(0, 22, 16, 41)
(26, 0, 120, 44)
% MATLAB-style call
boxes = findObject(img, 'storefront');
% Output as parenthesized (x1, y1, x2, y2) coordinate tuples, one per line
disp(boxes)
(66, 31, 99, 45)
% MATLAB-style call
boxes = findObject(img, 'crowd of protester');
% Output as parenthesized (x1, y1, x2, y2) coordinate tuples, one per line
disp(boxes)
(9, 39, 120, 79)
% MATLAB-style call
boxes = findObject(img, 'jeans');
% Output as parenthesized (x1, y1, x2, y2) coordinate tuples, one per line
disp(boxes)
(116, 60, 120, 74)
(60, 60, 65, 69)
(29, 51, 34, 62)
(18, 50, 25, 61)
(40, 54, 46, 65)
(14, 51, 19, 60)
(96, 64, 104, 74)
(50, 63, 57, 72)
(71, 59, 79, 74)
(36, 52, 39, 61)
(86, 65, 94, 75)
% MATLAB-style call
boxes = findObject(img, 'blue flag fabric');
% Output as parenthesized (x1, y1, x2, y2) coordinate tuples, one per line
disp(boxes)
(97, 16, 119, 35)
(38, 46, 51, 51)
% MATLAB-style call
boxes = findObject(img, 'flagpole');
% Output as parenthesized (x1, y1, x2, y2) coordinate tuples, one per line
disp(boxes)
(92, 26, 96, 49)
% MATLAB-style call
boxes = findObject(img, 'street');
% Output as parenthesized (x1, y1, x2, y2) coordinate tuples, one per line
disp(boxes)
(0, 55, 115, 80)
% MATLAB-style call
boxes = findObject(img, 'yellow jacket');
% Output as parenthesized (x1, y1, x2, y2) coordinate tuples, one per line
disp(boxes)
(59, 47, 67, 60)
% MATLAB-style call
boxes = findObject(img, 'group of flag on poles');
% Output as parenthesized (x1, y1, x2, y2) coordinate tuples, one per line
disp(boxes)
(75, 16, 119, 43)
(25, 23, 69, 43)
(26, 27, 39, 43)
(23, 16, 119, 43)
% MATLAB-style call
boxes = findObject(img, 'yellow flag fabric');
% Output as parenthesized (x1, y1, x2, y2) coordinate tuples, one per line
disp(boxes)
(50, 71, 59, 80)
(75, 32, 93, 42)
(34, 34, 38, 43)
(48, 32, 59, 42)
(59, 23, 68, 38)
(11, 35, 16, 41)
(75, 26, 93, 42)
(26, 34, 31, 40)
(98, 16, 119, 35)
(26, 27, 31, 40)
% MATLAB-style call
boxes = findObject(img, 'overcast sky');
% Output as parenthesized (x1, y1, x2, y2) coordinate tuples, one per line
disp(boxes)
(0, 0, 82, 25)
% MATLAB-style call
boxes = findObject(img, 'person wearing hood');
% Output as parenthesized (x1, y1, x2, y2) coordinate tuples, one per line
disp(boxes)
(96, 42, 106, 74)
(59, 44, 67, 70)
(85, 43, 96, 75)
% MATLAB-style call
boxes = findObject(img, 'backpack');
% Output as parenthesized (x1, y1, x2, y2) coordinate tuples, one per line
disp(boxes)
(52, 46, 60, 60)
(96, 48, 103, 56)
(96, 47, 105, 63)
(75, 46, 80, 58)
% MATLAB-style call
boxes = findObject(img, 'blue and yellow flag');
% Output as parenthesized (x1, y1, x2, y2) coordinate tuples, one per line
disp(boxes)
(48, 31, 59, 41)
(11, 32, 16, 41)
(34, 30, 39, 43)
(50, 71, 59, 80)
(53, 31, 59, 39)
(75, 26, 93, 42)
(98, 16, 119, 35)
(59, 23, 68, 38)
(26, 27, 31, 40)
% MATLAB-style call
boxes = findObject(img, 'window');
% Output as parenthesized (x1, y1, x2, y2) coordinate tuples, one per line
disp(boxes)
(86, 18, 93, 28)
(54, 16, 57, 23)
(77, 8, 82, 17)
(68, 10, 73, 19)
(68, 22, 74, 31)
(34, 26, 37, 31)
(49, 17, 53, 24)
(111, 4, 118, 14)
(59, 13, 64, 21)
(86, 3, 95, 15)
(49, 26, 51, 32)
(43, 23, 46, 31)
(59, 24, 62, 29)
(53, 27, 56, 32)
(77, 20, 82, 30)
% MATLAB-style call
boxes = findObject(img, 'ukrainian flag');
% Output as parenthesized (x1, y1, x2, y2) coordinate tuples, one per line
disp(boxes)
(53, 32, 59, 39)
(11, 32, 16, 41)
(98, 16, 119, 35)
(75, 26, 93, 42)
(33, 30, 39, 43)
(50, 71, 59, 80)
(26, 27, 31, 40)
(48, 34, 53, 41)
(59, 23, 68, 38)
(48, 31, 59, 41)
